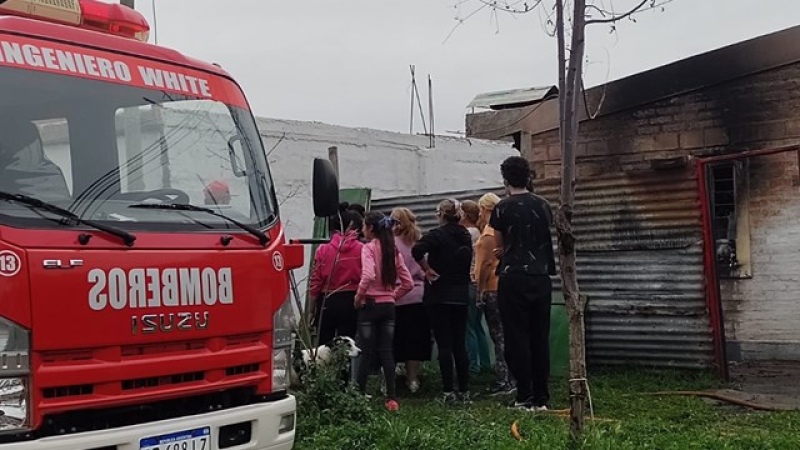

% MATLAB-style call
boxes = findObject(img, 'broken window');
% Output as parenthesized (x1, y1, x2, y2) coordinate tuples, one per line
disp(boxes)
(709, 161, 751, 278)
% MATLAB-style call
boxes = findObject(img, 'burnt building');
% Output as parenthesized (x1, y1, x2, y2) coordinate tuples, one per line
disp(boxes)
(465, 25, 800, 376)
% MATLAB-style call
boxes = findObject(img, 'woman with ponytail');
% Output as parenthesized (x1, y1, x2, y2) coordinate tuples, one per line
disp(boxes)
(355, 211, 414, 411)
(412, 199, 474, 406)
(308, 202, 364, 344)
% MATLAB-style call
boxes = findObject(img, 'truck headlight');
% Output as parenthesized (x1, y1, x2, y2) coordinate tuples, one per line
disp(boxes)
(272, 293, 295, 350)
(272, 348, 290, 391)
(272, 294, 295, 393)
(0, 317, 30, 433)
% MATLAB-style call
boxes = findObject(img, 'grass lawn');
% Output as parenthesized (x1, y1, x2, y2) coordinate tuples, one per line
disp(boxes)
(295, 365, 800, 450)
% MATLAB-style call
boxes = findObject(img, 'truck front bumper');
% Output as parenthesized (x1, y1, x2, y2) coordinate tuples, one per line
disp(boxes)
(5, 395, 296, 450)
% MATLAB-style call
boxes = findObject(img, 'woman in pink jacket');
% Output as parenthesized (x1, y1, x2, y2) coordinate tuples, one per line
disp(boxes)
(308, 204, 364, 344)
(355, 211, 414, 411)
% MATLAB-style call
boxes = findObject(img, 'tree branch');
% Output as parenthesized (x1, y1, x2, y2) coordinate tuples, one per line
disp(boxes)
(278, 185, 302, 206)
(267, 132, 287, 158)
(585, 0, 647, 24)
(474, 0, 543, 14)
(585, 4, 610, 17)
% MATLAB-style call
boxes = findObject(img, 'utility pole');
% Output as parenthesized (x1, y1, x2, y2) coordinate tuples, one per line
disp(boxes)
(327, 146, 340, 181)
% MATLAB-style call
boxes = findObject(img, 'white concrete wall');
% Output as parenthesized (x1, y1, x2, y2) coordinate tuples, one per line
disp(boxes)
(34, 116, 516, 293)
(256, 118, 518, 291)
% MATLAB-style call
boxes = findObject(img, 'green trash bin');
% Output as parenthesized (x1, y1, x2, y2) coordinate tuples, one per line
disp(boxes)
(435, 289, 570, 378)
(549, 291, 569, 377)
(478, 290, 569, 378)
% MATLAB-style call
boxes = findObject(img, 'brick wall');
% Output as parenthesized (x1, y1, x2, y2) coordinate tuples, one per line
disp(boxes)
(522, 62, 800, 361)
(526, 62, 800, 183)
(721, 151, 800, 360)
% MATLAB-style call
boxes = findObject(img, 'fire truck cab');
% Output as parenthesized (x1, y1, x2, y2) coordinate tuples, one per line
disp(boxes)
(0, 1, 337, 449)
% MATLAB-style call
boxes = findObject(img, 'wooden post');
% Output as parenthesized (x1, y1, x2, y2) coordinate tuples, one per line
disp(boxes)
(519, 131, 533, 160)
(328, 146, 339, 181)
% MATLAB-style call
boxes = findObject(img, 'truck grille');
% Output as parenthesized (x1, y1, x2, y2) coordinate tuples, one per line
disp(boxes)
(225, 364, 259, 376)
(42, 384, 94, 399)
(121, 340, 207, 357)
(35, 334, 270, 403)
(122, 371, 205, 391)
(40, 350, 93, 363)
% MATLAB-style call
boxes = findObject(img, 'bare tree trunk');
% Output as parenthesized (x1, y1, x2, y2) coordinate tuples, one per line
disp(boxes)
(555, 0, 588, 443)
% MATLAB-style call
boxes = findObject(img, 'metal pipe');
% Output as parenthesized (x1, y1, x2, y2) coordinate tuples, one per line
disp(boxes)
(696, 144, 800, 163)
(696, 160, 729, 380)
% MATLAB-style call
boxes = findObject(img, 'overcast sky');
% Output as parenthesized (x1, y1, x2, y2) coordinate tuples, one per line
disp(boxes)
(126, 0, 800, 135)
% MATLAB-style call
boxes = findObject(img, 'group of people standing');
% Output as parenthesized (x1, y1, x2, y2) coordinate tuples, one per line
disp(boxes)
(308, 156, 555, 412)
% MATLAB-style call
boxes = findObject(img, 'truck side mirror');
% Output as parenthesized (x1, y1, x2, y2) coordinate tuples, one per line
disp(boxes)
(312, 158, 339, 217)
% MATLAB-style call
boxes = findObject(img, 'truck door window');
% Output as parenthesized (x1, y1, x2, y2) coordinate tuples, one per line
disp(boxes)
(0, 63, 276, 232)
(114, 101, 253, 220)
(0, 118, 71, 202)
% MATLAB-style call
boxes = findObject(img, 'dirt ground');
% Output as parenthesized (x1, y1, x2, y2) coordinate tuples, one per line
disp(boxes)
(725, 360, 800, 410)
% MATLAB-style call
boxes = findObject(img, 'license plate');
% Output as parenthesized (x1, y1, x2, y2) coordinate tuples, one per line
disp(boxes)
(140, 427, 211, 450)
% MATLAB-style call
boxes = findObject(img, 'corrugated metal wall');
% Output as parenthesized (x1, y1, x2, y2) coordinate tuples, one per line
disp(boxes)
(372, 170, 713, 369)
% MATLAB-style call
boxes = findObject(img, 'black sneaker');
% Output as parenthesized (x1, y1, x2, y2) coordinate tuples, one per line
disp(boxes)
(507, 398, 534, 411)
(441, 392, 459, 406)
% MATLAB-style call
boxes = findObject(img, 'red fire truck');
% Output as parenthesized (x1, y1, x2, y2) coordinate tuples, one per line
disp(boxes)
(0, 1, 339, 448)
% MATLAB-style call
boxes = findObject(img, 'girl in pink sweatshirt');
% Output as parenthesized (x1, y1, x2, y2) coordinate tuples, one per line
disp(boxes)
(308, 204, 364, 345)
(355, 211, 414, 411)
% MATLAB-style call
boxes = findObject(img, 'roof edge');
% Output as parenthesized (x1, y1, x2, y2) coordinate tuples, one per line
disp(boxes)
(468, 24, 800, 138)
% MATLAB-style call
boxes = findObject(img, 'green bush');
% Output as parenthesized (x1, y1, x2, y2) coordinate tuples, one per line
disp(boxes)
(293, 343, 376, 441)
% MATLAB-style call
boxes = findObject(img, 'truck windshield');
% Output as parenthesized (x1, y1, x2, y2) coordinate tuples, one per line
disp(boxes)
(0, 64, 277, 232)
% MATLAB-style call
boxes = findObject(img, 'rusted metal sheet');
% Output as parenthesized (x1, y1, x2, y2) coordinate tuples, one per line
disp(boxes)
(372, 170, 713, 369)
(371, 188, 504, 232)
(467, 86, 558, 110)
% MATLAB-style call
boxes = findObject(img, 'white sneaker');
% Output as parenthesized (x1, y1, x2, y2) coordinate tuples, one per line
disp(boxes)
(533, 405, 548, 412)
(407, 380, 420, 393)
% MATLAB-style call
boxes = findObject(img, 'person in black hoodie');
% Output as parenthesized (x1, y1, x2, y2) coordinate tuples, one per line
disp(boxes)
(412, 199, 473, 405)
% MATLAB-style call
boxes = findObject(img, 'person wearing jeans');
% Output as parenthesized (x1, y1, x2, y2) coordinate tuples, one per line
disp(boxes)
(460, 200, 492, 375)
(355, 212, 413, 411)
(490, 156, 556, 412)
(473, 192, 514, 395)
(412, 199, 473, 406)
